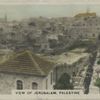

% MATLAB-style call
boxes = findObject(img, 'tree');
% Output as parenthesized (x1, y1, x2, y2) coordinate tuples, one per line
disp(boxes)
(54, 73, 74, 90)
(95, 78, 100, 93)
(98, 34, 100, 40)
(97, 60, 100, 65)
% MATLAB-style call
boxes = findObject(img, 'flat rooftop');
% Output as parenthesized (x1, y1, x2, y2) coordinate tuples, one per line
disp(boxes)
(41, 48, 89, 65)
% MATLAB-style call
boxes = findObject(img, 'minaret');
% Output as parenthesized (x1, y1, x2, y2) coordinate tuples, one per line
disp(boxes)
(4, 13, 8, 23)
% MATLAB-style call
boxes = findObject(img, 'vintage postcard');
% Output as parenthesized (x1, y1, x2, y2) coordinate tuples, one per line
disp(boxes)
(0, 0, 100, 100)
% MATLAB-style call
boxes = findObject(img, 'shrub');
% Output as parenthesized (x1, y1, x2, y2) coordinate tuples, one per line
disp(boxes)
(95, 78, 100, 93)
(97, 60, 100, 65)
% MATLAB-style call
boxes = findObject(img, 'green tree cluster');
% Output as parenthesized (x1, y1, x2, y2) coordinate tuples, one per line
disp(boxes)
(54, 73, 74, 90)
(97, 60, 100, 65)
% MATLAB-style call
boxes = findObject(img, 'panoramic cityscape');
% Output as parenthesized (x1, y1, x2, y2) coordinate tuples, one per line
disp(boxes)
(0, 4, 100, 95)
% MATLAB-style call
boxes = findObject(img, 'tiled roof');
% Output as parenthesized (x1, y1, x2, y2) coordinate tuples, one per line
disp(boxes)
(0, 51, 55, 76)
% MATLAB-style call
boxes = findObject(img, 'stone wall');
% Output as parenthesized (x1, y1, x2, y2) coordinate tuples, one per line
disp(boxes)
(42, 71, 54, 90)
(53, 55, 90, 83)
(0, 72, 45, 94)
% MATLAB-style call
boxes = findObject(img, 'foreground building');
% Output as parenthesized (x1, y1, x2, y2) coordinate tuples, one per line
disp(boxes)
(0, 50, 55, 94)
(0, 48, 90, 94)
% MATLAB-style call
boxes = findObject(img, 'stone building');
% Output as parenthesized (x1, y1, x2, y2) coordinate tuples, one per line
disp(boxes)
(74, 12, 96, 18)
(0, 48, 91, 94)
(42, 48, 90, 89)
(0, 50, 55, 94)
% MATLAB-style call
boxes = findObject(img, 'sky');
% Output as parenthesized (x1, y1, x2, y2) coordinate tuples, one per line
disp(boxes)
(0, 4, 100, 20)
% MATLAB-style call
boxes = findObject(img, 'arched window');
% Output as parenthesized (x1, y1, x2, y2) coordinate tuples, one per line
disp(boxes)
(16, 80, 23, 90)
(32, 82, 38, 89)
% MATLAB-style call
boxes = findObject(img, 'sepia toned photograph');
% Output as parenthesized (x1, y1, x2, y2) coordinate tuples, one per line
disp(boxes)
(0, 1, 100, 100)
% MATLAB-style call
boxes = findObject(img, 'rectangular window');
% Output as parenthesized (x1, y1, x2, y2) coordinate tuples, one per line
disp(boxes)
(51, 72, 53, 85)
(55, 67, 58, 82)
(53, 70, 55, 83)
(46, 79, 48, 89)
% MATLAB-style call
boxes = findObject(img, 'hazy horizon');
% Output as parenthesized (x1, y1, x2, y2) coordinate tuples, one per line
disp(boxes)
(0, 4, 100, 20)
